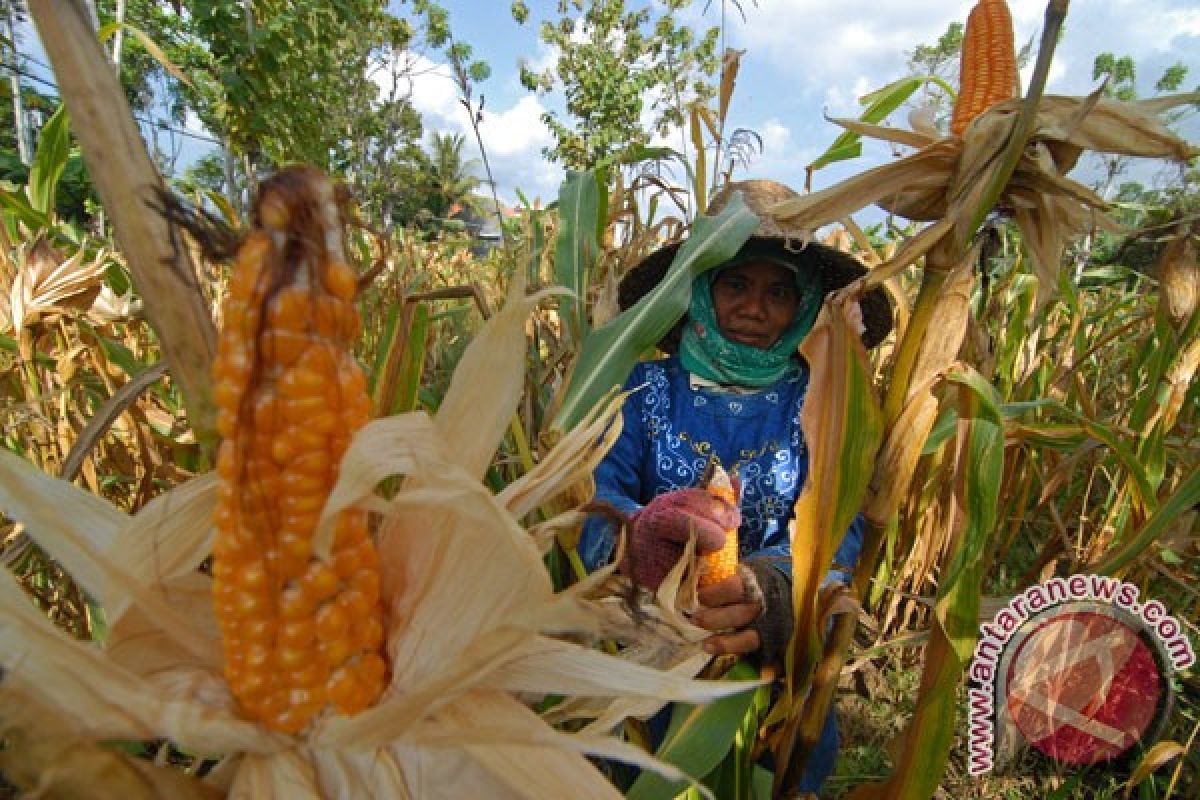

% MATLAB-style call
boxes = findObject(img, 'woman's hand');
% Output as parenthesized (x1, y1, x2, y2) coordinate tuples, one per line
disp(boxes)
(624, 488, 741, 590)
(694, 572, 763, 656)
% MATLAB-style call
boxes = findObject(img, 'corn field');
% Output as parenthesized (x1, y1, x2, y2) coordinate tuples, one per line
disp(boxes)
(1, 0, 1197, 799)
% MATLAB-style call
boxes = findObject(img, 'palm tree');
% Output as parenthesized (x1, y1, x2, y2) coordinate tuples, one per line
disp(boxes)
(424, 132, 483, 220)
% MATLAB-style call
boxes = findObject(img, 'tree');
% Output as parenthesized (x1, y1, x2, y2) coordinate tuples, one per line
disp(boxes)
(1090, 53, 1192, 197)
(513, 0, 719, 170)
(423, 132, 481, 218)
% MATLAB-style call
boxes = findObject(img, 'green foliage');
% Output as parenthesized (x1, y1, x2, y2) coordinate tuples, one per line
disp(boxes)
(625, 661, 765, 800)
(1093, 52, 1138, 101)
(513, 0, 719, 170)
(551, 188, 758, 431)
(182, 0, 412, 167)
(907, 21, 963, 78)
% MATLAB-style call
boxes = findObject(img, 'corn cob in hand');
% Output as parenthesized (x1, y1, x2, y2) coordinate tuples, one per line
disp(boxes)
(696, 464, 740, 588)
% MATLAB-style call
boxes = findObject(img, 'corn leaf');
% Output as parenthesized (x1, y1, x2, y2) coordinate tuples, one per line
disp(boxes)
(625, 661, 761, 800)
(690, 105, 708, 215)
(554, 170, 601, 346)
(805, 76, 924, 178)
(0, 183, 51, 232)
(96, 21, 193, 88)
(1124, 741, 1186, 798)
(551, 193, 759, 431)
(848, 368, 1004, 800)
(1092, 467, 1200, 576)
(27, 104, 71, 217)
(786, 300, 883, 701)
(702, 667, 772, 800)
(370, 299, 430, 416)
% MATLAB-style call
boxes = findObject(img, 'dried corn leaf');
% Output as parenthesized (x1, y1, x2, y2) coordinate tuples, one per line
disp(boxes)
(8, 241, 106, 330)
(435, 282, 556, 480)
(107, 472, 217, 617)
(498, 391, 624, 518)
(787, 297, 883, 701)
(865, 391, 939, 525)
(0, 572, 277, 754)
(0, 688, 221, 800)
(0, 449, 124, 601)
(1032, 92, 1200, 160)
(227, 751, 321, 800)
(773, 141, 960, 232)
(479, 636, 756, 706)
(825, 116, 936, 150)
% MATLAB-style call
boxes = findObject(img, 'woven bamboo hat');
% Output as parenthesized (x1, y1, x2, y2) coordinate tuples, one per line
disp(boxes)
(619, 179, 893, 352)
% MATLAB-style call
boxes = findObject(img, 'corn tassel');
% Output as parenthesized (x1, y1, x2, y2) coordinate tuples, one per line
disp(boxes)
(950, 0, 1019, 136)
(211, 167, 387, 734)
(697, 464, 739, 587)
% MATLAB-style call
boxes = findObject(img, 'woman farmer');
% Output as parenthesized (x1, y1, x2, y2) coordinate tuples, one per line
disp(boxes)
(579, 180, 892, 793)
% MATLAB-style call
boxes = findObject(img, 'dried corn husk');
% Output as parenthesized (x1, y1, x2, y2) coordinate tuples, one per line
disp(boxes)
(0, 287, 757, 799)
(4, 239, 107, 332)
(1156, 220, 1198, 327)
(771, 91, 1199, 306)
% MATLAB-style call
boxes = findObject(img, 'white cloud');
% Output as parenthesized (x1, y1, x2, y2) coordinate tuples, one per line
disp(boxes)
(730, 0, 1200, 102)
(761, 118, 792, 153)
(393, 53, 562, 205)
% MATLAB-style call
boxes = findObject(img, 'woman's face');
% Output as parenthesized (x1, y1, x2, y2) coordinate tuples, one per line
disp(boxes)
(710, 259, 800, 349)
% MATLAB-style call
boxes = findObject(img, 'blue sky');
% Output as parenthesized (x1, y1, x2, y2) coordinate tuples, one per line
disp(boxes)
(13, 1, 1200, 210)
(400, 0, 1200, 208)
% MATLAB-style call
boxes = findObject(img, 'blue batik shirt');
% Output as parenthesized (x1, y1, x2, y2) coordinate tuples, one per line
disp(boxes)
(579, 356, 863, 580)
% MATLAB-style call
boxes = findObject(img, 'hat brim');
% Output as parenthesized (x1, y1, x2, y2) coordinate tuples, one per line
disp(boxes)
(618, 235, 894, 353)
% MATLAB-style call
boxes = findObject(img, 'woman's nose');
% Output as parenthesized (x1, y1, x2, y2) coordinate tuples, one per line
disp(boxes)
(736, 289, 769, 319)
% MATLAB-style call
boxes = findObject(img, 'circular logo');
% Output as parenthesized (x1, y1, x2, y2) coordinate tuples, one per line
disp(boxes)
(1000, 603, 1170, 765)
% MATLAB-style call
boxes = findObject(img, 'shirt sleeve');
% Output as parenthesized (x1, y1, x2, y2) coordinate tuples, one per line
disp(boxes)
(578, 368, 649, 572)
(744, 512, 865, 587)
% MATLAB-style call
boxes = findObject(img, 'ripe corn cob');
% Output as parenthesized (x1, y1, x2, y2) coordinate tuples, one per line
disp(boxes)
(950, 0, 1018, 136)
(211, 166, 387, 734)
(697, 464, 739, 587)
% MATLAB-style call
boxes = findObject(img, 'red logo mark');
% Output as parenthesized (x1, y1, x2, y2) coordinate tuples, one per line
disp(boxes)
(1004, 609, 1165, 765)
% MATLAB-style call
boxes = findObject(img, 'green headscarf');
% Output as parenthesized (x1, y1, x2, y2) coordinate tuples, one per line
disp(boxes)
(679, 260, 822, 388)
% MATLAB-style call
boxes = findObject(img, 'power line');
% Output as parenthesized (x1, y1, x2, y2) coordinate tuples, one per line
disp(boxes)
(2, 60, 222, 146)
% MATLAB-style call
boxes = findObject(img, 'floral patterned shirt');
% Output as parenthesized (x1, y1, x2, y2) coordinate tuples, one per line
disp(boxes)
(580, 356, 863, 580)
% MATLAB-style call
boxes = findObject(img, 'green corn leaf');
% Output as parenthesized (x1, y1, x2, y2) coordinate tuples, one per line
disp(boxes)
(1093, 468, 1200, 576)
(849, 368, 1004, 800)
(97, 334, 149, 380)
(551, 193, 759, 432)
(28, 104, 71, 217)
(97, 21, 193, 88)
(0, 187, 50, 232)
(553, 170, 600, 346)
(625, 661, 761, 800)
(750, 766, 773, 800)
(700, 672, 772, 800)
(806, 76, 924, 176)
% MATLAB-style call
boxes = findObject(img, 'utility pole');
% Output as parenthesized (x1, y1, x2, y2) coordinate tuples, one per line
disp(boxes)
(4, 6, 31, 165)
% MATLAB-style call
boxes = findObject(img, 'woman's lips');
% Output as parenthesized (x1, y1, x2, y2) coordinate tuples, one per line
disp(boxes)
(727, 330, 769, 347)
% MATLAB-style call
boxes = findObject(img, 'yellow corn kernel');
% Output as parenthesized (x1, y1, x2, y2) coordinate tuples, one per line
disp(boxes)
(697, 464, 740, 588)
(950, 0, 1018, 136)
(211, 166, 388, 734)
